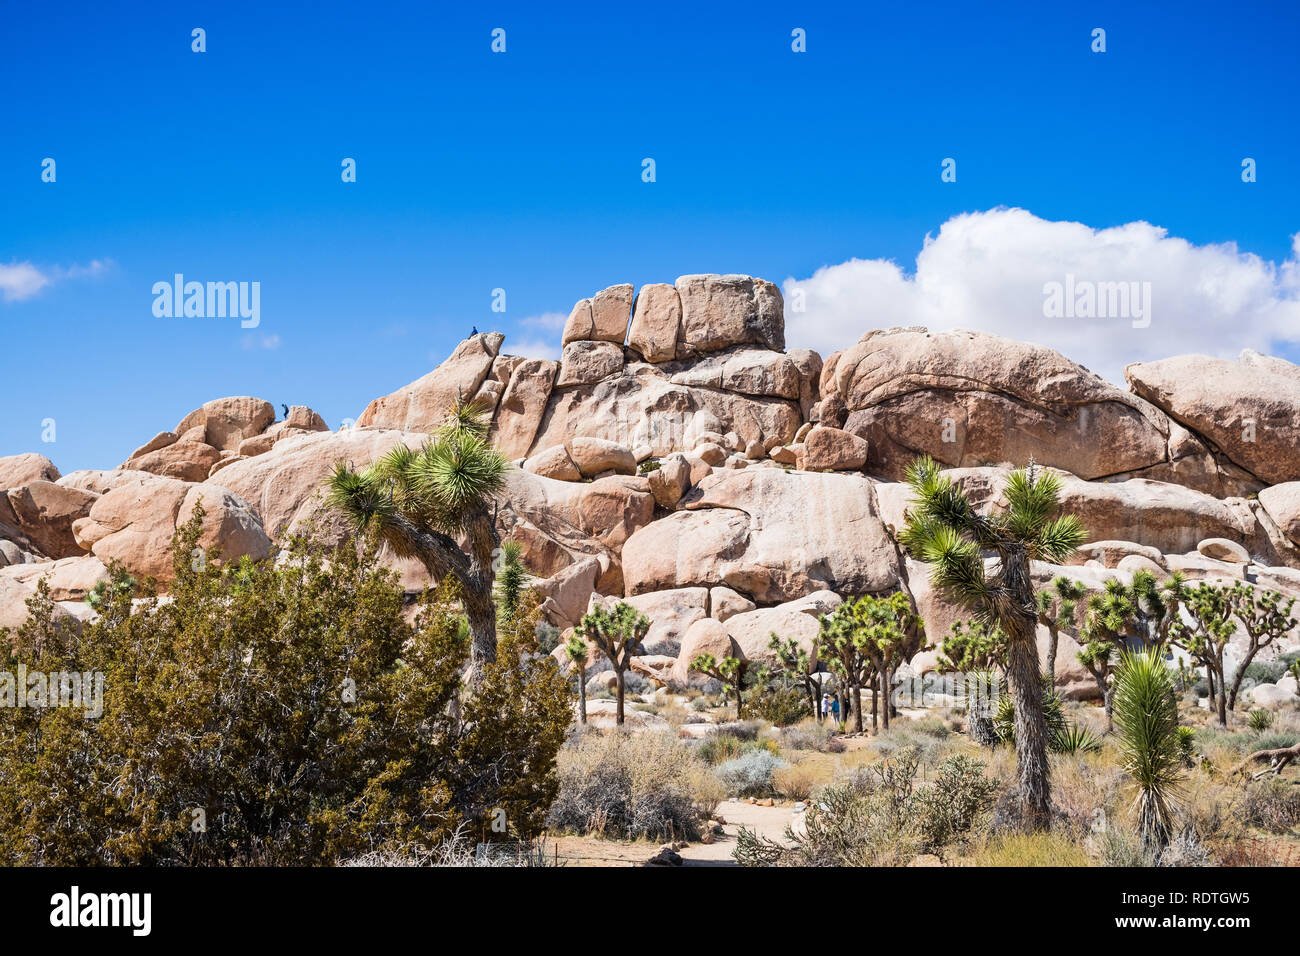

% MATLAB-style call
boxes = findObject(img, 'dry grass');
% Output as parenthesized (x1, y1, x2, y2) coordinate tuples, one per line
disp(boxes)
(961, 832, 1093, 867)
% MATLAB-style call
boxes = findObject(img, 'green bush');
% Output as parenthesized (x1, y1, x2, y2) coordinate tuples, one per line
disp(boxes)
(0, 513, 572, 865)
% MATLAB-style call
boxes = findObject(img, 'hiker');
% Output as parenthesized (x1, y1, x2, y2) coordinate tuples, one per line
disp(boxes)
(830, 696, 840, 726)
(470, 326, 479, 336)
(820, 693, 830, 721)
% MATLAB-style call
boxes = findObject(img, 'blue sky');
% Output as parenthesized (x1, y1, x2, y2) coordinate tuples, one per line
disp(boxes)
(2, 0, 1298, 472)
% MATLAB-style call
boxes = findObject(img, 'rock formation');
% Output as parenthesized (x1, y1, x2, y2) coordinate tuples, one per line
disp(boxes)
(4, 274, 1300, 703)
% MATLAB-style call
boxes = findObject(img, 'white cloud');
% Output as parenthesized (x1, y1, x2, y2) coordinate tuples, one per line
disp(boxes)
(0, 262, 51, 302)
(783, 208, 1300, 384)
(509, 337, 562, 361)
(508, 311, 569, 361)
(0, 258, 113, 303)
(241, 333, 281, 351)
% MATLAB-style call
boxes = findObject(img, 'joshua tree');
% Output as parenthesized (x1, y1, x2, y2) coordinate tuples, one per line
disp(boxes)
(817, 600, 879, 733)
(768, 632, 822, 723)
(691, 651, 749, 719)
(1167, 582, 1235, 726)
(1076, 639, 1119, 729)
(938, 619, 1007, 675)
(325, 400, 507, 685)
(1035, 576, 1087, 686)
(900, 455, 1087, 829)
(565, 633, 589, 725)
(494, 539, 528, 624)
(576, 602, 649, 726)
(1224, 583, 1297, 710)
(1112, 648, 1184, 854)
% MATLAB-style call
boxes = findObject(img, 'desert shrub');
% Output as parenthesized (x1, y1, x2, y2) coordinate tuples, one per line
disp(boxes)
(0, 515, 572, 865)
(1054, 722, 1103, 755)
(637, 459, 661, 475)
(1247, 709, 1275, 733)
(716, 750, 786, 796)
(696, 731, 777, 765)
(779, 721, 838, 752)
(1239, 778, 1300, 833)
(1160, 830, 1212, 867)
(772, 761, 821, 801)
(907, 715, 953, 739)
(968, 832, 1092, 867)
(871, 726, 948, 765)
(547, 731, 704, 841)
(734, 746, 996, 866)
(750, 684, 811, 726)
(913, 755, 999, 849)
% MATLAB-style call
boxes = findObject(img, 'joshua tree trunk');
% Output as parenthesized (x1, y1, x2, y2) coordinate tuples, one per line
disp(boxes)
(615, 669, 626, 726)
(1045, 626, 1059, 689)
(577, 671, 587, 724)
(1003, 550, 1053, 830)
(881, 667, 892, 730)
(870, 678, 878, 733)
(853, 684, 864, 733)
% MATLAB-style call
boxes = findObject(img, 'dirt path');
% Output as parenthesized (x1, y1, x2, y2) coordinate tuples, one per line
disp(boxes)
(549, 800, 797, 867)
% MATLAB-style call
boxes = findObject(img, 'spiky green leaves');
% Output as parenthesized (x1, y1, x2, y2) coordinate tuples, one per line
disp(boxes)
(1112, 648, 1184, 850)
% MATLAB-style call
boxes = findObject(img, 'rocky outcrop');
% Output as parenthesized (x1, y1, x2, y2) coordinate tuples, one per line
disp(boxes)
(6, 271, 1300, 715)
(357, 332, 504, 433)
(73, 476, 272, 581)
(1126, 352, 1300, 486)
(820, 327, 1248, 495)
(622, 469, 898, 603)
(0, 453, 61, 489)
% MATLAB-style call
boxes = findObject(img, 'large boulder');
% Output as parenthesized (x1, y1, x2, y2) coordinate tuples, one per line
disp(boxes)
(556, 341, 624, 387)
(491, 358, 557, 459)
(496, 470, 656, 594)
(175, 397, 276, 452)
(123, 439, 223, 482)
(669, 347, 803, 400)
(73, 476, 272, 581)
(801, 426, 868, 472)
(721, 591, 841, 665)
(207, 427, 429, 546)
(622, 469, 899, 603)
(675, 274, 785, 355)
(671, 617, 741, 686)
(567, 437, 636, 477)
(528, 362, 801, 461)
(357, 332, 504, 432)
(561, 283, 633, 346)
(1258, 482, 1300, 548)
(0, 453, 60, 489)
(821, 327, 1207, 487)
(0, 554, 109, 602)
(3, 481, 98, 558)
(628, 283, 681, 363)
(1125, 352, 1300, 485)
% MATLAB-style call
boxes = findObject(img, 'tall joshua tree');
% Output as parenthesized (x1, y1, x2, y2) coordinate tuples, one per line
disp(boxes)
(326, 400, 507, 685)
(900, 456, 1087, 829)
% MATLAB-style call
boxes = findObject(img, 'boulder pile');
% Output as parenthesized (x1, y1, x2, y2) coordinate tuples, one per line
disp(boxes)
(5, 274, 1300, 701)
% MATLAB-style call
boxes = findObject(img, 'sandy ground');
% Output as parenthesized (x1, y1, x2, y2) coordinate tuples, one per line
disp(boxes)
(549, 799, 797, 867)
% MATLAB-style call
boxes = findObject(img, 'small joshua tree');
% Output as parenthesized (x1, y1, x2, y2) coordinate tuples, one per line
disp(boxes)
(1035, 576, 1087, 687)
(1224, 583, 1297, 711)
(494, 540, 528, 625)
(1112, 648, 1183, 854)
(939, 619, 1007, 675)
(691, 652, 750, 719)
(565, 633, 589, 725)
(576, 602, 649, 726)
(1167, 582, 1235, 726)
(768, 632, 822, 723)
